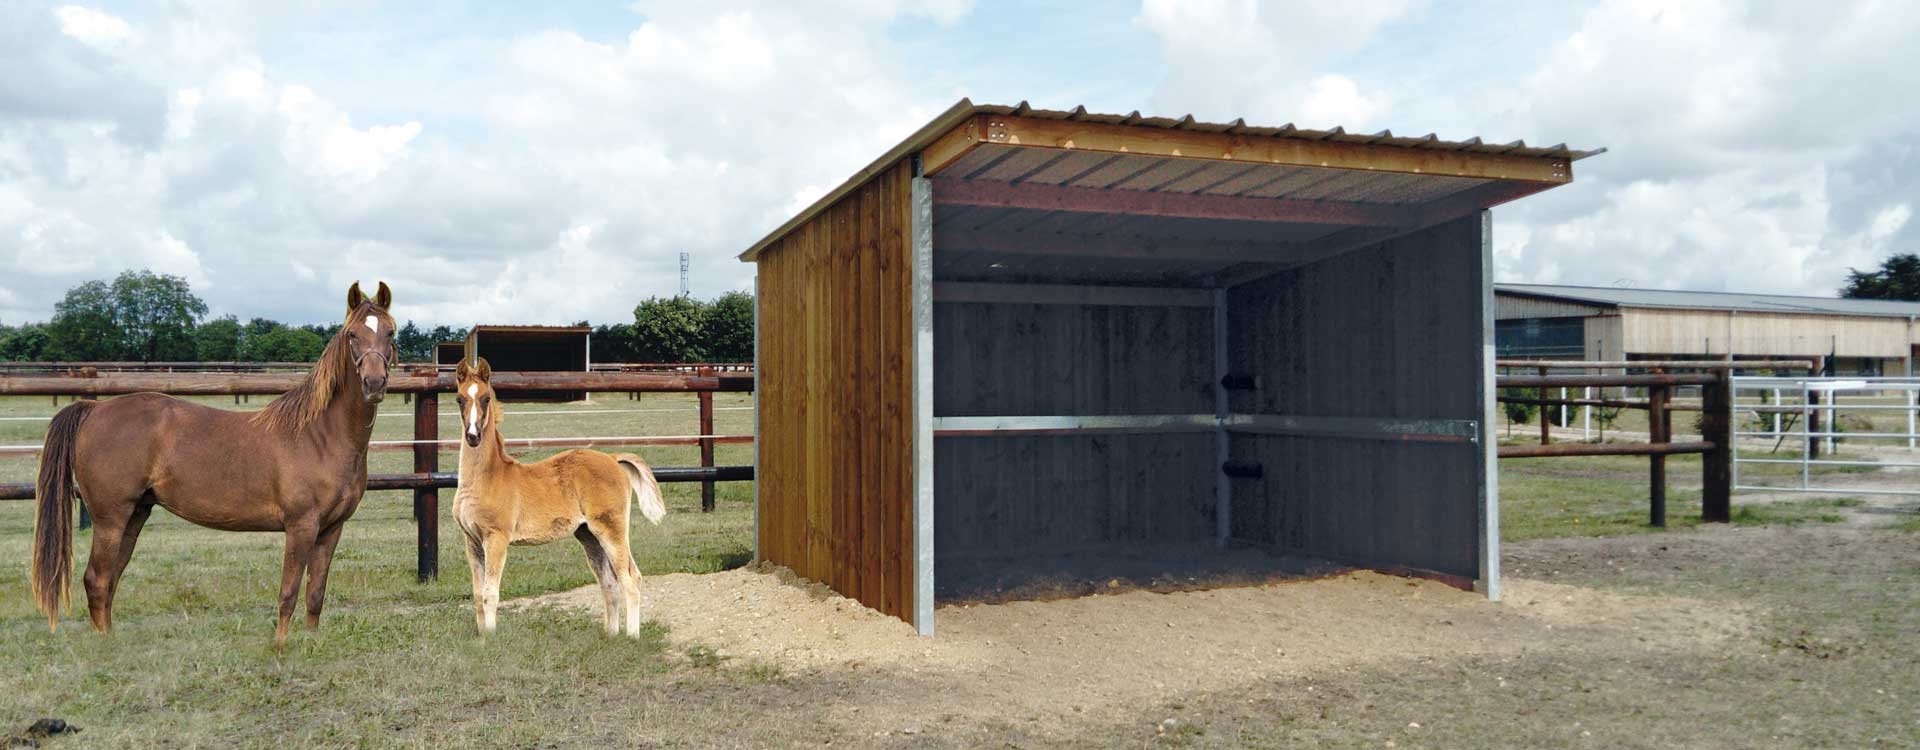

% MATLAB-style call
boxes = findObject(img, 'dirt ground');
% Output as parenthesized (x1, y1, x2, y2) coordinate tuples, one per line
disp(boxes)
(523, 552, 1757, 742)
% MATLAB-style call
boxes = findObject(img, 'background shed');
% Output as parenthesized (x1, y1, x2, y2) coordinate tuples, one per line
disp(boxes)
(1496, 283, 1920, 376)
(464, 325, 592, 402)
(741, 99, 1595, 634)
(434, 341, 467, 368)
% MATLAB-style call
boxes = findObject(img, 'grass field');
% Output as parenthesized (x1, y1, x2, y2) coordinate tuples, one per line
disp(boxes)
(0, 392, 1916, 747)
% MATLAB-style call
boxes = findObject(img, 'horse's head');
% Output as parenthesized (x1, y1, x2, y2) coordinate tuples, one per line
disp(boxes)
(345, 281, 397, 404)
(454, 356, 498, 448)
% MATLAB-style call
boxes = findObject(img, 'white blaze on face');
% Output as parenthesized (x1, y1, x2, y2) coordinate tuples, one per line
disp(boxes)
(364, 316, 380, 334)
(466, 383, 480, 440)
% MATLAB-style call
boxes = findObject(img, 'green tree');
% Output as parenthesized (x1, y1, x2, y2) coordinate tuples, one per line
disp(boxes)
(427, 325, 468, 348)
(591, 323, 636, 363)
(1841, 253, 1920, 300)
(701, 291, 754, 362)
(0, 323, 50, 361)
(631, 296, 706, 362)
(395, 321, 434, 362)
(46, 280, 120, 361)
(110, 270, 206, 361)
(194, 315, 243, 361)
(244, 326, 327, 362)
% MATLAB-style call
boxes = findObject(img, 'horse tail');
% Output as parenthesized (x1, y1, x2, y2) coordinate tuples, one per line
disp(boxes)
(612, 453, 666, 527)
(33, 400, 96, 631)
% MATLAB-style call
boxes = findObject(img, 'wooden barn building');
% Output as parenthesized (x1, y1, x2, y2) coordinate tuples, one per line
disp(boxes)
(463, 325, 592, 402)
(740, 99, 1596, 634)
(1496, 284, 1920, 376)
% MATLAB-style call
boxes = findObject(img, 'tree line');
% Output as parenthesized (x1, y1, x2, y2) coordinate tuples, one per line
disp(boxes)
(1842, 253, 1920, 300)
(0, 270, 753, 364)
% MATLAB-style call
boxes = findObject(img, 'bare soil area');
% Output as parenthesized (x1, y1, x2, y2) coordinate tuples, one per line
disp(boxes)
(524, 553, 1756, 743)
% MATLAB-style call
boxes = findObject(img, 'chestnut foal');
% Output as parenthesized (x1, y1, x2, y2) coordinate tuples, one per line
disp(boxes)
(452, 357, 666, 636)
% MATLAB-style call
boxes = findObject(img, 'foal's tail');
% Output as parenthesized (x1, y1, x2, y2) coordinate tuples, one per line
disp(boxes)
(613, 453, 667, 526)
(33, 400, 95, 631)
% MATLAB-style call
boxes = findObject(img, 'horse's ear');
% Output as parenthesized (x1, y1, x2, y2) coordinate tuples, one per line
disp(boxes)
(455, 358, 471, 382)
(374, 281, 392, 310)
(475, 357, 493, 382)
(347, 282, 365, 313)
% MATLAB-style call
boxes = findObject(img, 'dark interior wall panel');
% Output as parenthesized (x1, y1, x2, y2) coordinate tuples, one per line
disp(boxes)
(933, 301, 1214, 416)
(934, 433, 1216, 560)
(1224, 215, 1485, 578)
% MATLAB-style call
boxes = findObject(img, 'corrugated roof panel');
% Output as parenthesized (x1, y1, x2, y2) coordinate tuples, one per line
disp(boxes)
(741, 98, 1602, 261)
(972, 102, 1603, 161)
(1057, 153, 1171, 190)
(970, 147, 1072, 182)
(1107, 159, 1215, 192)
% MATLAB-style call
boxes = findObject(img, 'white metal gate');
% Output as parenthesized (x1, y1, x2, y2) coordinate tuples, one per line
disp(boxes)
(1731, 376, 1920, 495)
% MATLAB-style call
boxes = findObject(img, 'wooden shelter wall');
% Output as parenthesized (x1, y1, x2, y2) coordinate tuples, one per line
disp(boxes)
(754, 160, 915, 622)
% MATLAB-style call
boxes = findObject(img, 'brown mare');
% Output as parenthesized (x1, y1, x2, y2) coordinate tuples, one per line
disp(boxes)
(32, 282, 398, 642)
(451, 357, 666, 636)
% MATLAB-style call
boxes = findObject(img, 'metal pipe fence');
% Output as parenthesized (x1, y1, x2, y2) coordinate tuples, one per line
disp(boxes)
(1730, 376, 1920, 496)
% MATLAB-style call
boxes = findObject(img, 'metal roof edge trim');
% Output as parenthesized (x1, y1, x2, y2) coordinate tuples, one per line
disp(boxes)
(1496, 284, 1920, 320)
(1493, 287, 1624, 310)
(737, 98, 978, 262)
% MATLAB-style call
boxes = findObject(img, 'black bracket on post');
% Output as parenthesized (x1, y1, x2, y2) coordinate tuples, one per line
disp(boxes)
(1220, 373, 1260, 391)
(1222, 460, 1264, 479)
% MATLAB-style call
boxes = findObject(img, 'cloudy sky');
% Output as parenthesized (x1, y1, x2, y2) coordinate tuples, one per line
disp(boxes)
(3, 0, 1916, 327)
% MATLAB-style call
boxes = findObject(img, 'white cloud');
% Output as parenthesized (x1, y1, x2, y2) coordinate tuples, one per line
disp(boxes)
(53, 5, 132, 49)
(1485, 0, 1920, 295)
(0, 0, 963, 326)
(1137, 0, 1920, 298)
(1133, 0, 1417, 127)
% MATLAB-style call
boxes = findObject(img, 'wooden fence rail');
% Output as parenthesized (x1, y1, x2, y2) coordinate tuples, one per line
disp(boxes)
(1496, 367, 1735, 526)
(1495, 360, 1817, 527)
(0, 368, 756, 582)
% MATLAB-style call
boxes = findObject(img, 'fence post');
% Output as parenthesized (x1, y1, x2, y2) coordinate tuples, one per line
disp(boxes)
(1583, 385, 1592, 440)
(413, 389, 439, 582)
(1807, 388, 1823, 459)
(1538, 366, 1551, 446)
(1648, 383, 1669, 527)
(1701, 369, 1732, 523)
(699, 366, 716, 513)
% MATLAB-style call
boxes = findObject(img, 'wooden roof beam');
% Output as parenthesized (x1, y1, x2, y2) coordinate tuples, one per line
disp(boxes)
(931, 177, 1415, 227)
(924, 114, 1573, 184)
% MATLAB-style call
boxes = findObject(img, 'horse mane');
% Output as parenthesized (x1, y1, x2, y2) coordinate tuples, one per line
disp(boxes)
(250, 309, 365, 432)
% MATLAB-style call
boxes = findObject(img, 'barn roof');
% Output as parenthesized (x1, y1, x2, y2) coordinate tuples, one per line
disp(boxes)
(739, 98, 1604, 262)
(1497, 283, 1920, 319)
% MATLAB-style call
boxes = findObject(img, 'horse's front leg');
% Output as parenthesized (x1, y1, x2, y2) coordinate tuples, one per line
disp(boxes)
(462, 530, 487, 633)
(478, 533, 509, 634)
(274, 521, 318, 645)
(302, 519, 348, 630)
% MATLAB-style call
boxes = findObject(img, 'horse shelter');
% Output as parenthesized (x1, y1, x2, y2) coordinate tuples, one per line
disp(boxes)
(464, 325, 592, 402)
(740, 99, 1597, 634)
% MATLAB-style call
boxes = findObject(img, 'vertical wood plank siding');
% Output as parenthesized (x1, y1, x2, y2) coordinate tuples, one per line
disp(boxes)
(1225, 215, 1486, 579)
(756, 160, 915, 622)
